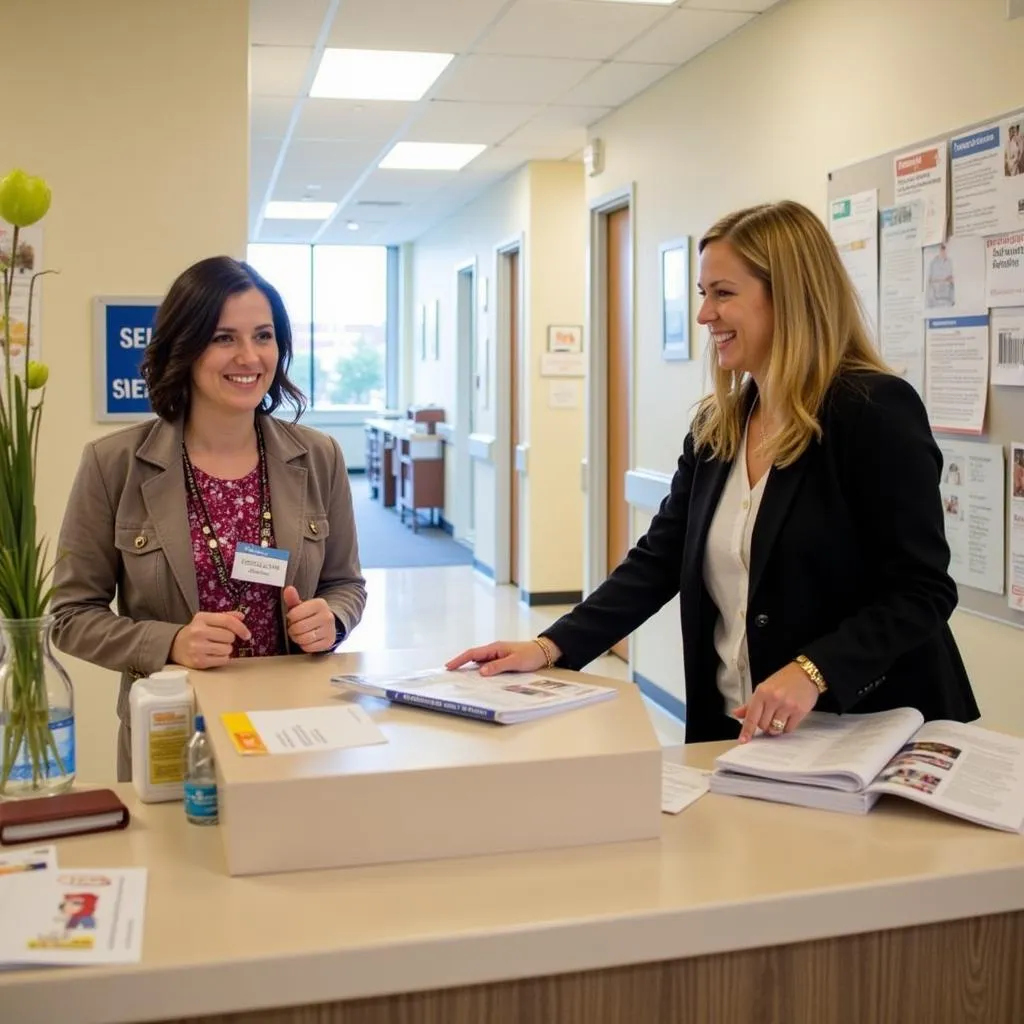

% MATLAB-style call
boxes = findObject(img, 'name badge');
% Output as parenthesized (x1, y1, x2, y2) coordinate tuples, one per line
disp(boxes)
(231, 542, 289, 588)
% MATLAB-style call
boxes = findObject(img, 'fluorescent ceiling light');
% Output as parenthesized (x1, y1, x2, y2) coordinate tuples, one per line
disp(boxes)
(580, 0, 677, 5)
(379, 142, 486, 171)
(264, 201, 337, 220)
(310, 49, 454, 101)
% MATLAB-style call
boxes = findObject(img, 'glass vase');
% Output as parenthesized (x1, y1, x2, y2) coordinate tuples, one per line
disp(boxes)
(0, 615, 76, 799)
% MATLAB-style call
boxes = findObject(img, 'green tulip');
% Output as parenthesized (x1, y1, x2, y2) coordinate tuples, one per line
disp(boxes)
(0, 170, 52, 228)
(25, 360, 48, 389)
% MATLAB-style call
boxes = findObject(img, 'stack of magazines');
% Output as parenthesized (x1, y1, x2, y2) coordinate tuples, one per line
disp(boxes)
(709, 708, 1024, 833)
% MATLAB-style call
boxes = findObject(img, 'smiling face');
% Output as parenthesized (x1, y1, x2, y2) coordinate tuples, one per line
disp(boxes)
(190, 288, 279, 420)
(696, 240, 774, 381)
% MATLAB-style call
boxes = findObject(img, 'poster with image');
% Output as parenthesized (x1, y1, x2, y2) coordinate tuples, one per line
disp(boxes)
(937, 441, 1004, 594)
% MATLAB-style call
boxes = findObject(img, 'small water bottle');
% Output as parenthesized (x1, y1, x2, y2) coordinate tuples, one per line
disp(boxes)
(183, 715, 218, 826)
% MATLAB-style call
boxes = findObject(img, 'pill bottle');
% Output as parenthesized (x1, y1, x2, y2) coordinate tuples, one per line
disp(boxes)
(129, 669, 194, 802)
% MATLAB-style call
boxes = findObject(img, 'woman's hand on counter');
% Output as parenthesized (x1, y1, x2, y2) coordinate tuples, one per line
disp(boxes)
(734, 661, 820, 743)
(169, 611, 251, 669)
(445, 639, 556, 676)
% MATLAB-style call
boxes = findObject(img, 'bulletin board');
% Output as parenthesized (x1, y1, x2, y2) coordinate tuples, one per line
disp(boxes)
(828, 107, 1024, 629)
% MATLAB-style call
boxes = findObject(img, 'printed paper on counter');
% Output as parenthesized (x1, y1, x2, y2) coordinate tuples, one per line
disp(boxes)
(0, 845, 57, 876)
(0, 867, 147, 967)
(221, 705, 388, 756)
(937, 441, 1005, 595)
(661, 762, 711, 815)
(925, 315, 989, 435)
(894, 141, 948, 247)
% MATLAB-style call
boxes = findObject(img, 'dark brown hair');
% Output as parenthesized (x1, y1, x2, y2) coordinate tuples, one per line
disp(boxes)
(140, 256, 306, 421)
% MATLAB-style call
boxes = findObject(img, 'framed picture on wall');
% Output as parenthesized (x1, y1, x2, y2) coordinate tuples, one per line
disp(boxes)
(547, 324, 582, 353)
(659, 237, 690, 361)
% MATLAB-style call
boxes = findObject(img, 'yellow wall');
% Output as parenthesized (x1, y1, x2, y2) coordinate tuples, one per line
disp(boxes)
(7, 0, 249, 783)
(584, 0, 1024, 723)
(523, 162, 586, 595)
(411, 161, 586, 594)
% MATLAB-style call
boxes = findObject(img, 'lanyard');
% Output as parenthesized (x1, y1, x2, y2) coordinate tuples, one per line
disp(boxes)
(181, 421, 274, 628)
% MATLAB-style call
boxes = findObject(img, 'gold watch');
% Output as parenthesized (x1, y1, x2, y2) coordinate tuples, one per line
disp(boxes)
(794, 654, 827, 694)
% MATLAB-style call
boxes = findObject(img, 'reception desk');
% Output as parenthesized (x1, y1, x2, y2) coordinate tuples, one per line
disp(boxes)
(3, 654, 1023, 1023)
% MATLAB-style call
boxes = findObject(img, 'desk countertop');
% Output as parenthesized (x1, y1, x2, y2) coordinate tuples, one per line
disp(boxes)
(3, 704, 1024, 1023)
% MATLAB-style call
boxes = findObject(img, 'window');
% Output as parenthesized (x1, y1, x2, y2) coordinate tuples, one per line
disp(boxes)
(246, 243, 390, 411)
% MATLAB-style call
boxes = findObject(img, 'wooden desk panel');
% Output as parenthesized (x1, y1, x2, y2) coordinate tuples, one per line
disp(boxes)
(156, 912, 1024, 1024)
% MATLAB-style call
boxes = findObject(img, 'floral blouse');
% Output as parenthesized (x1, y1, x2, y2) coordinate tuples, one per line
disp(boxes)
(186, 464, 283, 657)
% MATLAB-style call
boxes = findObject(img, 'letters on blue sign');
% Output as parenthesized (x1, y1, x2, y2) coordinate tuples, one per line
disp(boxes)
(104, 304, 159, 416)
(951, 127, 1000, 159)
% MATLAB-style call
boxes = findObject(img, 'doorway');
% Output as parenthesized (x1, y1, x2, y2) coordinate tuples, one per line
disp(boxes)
(586, 189, 634, 661)
(605, 208, 631, 658)
(493, 238, 523, 587)
(455, 260, 476, 544)
(508, 248, 521, 587)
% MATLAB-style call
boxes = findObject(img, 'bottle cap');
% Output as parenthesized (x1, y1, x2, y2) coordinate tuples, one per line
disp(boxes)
(195, 714, 206, 732)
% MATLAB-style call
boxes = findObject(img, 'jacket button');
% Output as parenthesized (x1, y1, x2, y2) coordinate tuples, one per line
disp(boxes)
(134, 534, 147, 549)
(754, 613, 769, 627)
(309, 520, 319, 535)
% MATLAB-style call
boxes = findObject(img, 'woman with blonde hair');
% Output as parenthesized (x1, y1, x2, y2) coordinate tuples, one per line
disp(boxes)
(448, 200, 977, 743)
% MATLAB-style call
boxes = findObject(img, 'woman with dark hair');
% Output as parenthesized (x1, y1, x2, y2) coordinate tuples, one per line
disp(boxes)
(52, 256, 366, 780)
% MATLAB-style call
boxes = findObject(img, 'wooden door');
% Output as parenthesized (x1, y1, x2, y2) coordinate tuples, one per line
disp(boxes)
(509, 249, 520, 587)
(606, 208, 631, 659)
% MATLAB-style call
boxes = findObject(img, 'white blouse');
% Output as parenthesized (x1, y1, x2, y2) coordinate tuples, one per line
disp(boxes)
(702, 419, 770, 714)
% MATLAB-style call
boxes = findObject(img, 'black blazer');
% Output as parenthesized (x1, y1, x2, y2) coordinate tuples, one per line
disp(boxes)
(543, 371, 979, 743)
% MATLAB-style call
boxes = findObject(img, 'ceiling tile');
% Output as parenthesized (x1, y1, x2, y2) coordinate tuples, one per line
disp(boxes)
(252, 138, 283, 183)
(433, 54, 600, 104)
(558, 61, 676, 107)
(684, 0, 783, 12)
(501, 122, 586, 155)
(326, 0, 511, 53)
(251, 96, 295, 139)
(292, 98, 412, 142)
(616, 8, 752, 63)
(475, 0, 668, 60)
(254, 219, 322, 244)
(250, 0, 330, 46)
(356, 168, 458, 204)
(408, 100, 542, 145)
(250, 45, 314, 97)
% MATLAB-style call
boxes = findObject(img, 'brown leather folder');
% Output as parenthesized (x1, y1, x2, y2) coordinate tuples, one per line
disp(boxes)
(0, 788, 130, 845)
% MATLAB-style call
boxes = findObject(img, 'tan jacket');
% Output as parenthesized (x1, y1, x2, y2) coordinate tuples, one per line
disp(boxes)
(51, 413, 366, 737)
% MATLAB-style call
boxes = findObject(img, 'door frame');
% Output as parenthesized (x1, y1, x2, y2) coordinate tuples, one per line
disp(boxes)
(454, 256, 477, 544)
(494, 233, 525, 587)
(584, 184, 635, 597)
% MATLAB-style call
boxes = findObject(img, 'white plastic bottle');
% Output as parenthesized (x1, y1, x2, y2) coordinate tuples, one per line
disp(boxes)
(129, 669, 194, 803)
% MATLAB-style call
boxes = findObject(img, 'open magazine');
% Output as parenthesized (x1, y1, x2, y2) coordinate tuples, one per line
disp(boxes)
(709, 708, 1024, 833)
(330, 668, 617, 724)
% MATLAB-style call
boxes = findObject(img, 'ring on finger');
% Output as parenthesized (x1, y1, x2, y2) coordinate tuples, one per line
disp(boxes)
(769, 716, 786, 734)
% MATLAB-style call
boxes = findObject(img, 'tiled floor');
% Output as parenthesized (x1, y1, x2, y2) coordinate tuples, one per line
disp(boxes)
(345, 565, 687, 749)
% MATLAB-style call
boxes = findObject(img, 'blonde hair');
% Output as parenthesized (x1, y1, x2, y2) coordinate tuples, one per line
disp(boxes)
(692, 200, 889, 467)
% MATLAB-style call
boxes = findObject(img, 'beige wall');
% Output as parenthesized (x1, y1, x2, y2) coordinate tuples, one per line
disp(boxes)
(7, 0, 249, 783)
(584, 0, 1024, 724)
(410, 162, 586, 594)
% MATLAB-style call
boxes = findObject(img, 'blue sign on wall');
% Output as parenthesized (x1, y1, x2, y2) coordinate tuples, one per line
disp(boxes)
(93, 297, 161, 421)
